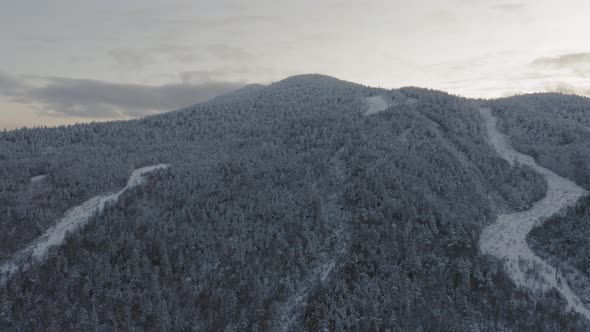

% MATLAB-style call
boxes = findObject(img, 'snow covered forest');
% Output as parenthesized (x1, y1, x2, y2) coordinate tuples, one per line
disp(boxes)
(1, 74, 589, 330)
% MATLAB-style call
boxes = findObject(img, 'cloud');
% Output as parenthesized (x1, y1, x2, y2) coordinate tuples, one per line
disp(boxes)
(454, 0, 528, 13)
(163, 15, 280, 29)
(428, 10, 456, 25)
(179, 66, 279, 84)
(0, 71, 28, 95)
(109, 49, 154, 70)
(107, 43, 256, 70)
(204, 44, 255, 61)
(491, 3, 528, 13)
(543, 82, 590, 97)
(0, 71, 244, 118)
(533, 53, 590, 67)
(532, 53, 590, 76)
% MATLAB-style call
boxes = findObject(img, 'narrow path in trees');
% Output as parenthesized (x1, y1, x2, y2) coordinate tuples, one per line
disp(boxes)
(0, 164, 169, 285)
(278, 147, 350, 331)
(478, 107, 590, 321)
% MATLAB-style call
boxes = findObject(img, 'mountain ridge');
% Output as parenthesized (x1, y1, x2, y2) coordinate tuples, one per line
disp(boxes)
(1, 74, 590, 330)
(3, 74, 589, 134)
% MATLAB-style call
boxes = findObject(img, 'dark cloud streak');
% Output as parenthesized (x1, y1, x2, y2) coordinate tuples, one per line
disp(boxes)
(0, 71, 28, 95)
(0, 71, 244, 118)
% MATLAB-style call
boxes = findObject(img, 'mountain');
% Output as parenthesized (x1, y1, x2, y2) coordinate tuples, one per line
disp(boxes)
(1, 75, 590, 330)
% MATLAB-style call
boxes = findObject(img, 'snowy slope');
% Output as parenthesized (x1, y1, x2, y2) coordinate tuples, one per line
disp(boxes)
(478, 108, 590, 321)
(30, 175, 47, 183)
(364, 93, 418, 116)
(365, 96, 390, 115)
(0, 164, 169, 284)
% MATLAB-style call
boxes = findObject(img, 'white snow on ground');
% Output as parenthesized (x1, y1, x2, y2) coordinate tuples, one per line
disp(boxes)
(0, 164, 169, 284)
(365, 95, 389, 115)
(30, 174, 47, 183)
(479, 108, 590, 321)
(364, 94, 418, 116)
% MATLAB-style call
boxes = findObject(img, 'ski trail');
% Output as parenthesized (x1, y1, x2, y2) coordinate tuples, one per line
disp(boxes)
(364, 93, 419, 116)
(277, 148, 350, 331)
(365, 95, 389, 115)
(30, 175, 47, 183)
(0, 164, 169, 284)
(478, 107, 590, 321)
(278, 253, 341, 331)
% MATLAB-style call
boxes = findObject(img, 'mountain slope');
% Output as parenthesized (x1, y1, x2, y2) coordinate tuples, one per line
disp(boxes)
(479, 107, 589, 320)
(486, 93, 590, 317)
(0, 75, 588, 330)
(0, 164, 169, 284)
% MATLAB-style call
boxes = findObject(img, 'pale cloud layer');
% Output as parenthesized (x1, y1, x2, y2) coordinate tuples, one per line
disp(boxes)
(1, 0, 590, 128)
(532, 53, 590, 77)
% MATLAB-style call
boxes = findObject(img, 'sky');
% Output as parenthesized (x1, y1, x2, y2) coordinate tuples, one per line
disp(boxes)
(1, 0, 590, 129)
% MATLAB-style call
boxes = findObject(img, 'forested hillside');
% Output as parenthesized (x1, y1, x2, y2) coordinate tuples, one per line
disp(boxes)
(529, 195, 590, 276)
(489, 94, 590, 188)
(0, 75, 587, 330)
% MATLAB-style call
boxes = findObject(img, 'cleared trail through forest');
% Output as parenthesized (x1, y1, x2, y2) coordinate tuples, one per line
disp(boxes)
(277, 147, 350, 331)
(365, 95, 389, 115)
(0, 164, 169, 284)
(479, 108, 590, 321)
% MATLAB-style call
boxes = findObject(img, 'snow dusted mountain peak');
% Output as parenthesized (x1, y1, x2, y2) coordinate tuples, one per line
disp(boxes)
(273, 74, 361, 89)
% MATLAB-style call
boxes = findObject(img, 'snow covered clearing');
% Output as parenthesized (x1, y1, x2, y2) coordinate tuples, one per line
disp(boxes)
(478, 108, 590, 321)
(364, 95, 389, 115)
(364, 94, 418, 116)
(0, 164, 169, 284)
(30, 174, 47, 183)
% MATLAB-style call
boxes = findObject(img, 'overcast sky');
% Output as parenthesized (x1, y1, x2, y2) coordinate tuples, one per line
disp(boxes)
(1, 0, 590, 129)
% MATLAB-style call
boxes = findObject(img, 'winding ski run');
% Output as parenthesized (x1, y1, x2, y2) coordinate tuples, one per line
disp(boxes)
(479, 108, 590, 321)
(0, 164, 169, 284)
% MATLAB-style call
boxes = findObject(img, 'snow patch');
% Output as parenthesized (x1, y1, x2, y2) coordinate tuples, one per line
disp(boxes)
(30, 175, 47, 183)
(0, 164, 169, 284)
(364, 95, 390, 115)
(478, 108, 590, 321)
